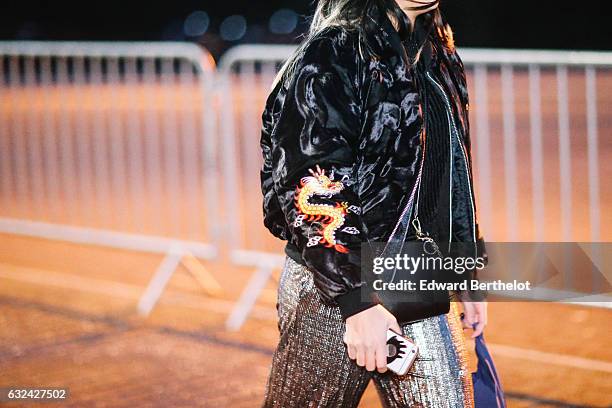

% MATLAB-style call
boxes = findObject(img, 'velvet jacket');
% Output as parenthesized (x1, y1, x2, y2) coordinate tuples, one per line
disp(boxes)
(260, 6, 486, 319)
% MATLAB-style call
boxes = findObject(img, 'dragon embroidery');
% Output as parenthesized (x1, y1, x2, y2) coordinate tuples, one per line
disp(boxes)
(293, 165, 360, 253)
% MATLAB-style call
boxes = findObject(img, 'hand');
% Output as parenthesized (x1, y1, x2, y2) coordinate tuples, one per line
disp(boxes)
(461, 299, 488, 338)
(343, 304, 402, 373)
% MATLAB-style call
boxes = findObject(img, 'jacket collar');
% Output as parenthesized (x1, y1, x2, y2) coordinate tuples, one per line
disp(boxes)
(365, 4, 436, 66)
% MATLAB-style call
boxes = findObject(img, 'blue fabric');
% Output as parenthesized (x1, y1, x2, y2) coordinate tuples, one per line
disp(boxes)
(472, 330, 506, 407)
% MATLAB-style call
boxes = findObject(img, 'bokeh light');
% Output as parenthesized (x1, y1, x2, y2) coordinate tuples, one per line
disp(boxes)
(269, 9, 298, 35)
(183, 10, 210, 37)
(220, 15, 247, 41)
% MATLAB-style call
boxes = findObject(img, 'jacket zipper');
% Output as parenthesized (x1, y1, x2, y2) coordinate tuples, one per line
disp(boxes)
(426, 71, 478, 252)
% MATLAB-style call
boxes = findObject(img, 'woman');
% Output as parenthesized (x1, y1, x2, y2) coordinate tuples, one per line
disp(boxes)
(259, 0, 488, 406)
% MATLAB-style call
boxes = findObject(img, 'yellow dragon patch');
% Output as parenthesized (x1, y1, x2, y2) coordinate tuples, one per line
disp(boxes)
(293, 165, 360, 253)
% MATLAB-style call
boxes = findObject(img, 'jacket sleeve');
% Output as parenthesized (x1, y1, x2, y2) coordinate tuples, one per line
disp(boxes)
(450, 49, 489, 278)
(261, 84, 289, 241)
(264, 32, 380, 319)
(460, 69, 488, 269)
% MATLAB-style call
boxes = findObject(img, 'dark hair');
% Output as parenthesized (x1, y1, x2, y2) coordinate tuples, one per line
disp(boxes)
(356, 0, 451, 60)
(273, 0, 452, 87)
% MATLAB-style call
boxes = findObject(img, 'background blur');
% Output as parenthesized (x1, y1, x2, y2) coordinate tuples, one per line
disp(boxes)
(2, 1, 611, 53)
(0, 1, 611, 407)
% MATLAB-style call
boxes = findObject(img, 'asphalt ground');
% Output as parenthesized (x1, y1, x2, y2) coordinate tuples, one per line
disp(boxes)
(0, 233, 611, 407)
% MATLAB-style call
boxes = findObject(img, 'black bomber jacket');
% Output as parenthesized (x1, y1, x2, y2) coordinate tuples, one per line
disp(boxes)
(260, 6, 486, 319)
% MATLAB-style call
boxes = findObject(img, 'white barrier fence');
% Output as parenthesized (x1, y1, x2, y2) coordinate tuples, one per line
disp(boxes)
(0, 41, 221, 315)
(1, 42, 610, 329)
(219, 45, 612, 329)
(219, 45, 612, 245)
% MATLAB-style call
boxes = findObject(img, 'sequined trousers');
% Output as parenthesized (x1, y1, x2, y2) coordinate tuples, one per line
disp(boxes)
(263, 256, 474, 408)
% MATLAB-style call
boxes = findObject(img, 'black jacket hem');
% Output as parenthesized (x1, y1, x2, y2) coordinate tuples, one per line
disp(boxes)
(285, 242, 380, 319)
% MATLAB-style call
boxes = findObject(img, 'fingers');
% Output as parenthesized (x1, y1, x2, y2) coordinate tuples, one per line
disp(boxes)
(375, 343, 388, 373)
(344, 332, 358, 361)
(345, 339, 386, 372)
(462, 303, 475, 326)
(343, 305, 404, 373)
(461, 313, 472, 330)
(344, 331, 373, 369)
(471, 320, 485, 338)
(347, 344, 356, 360)
(473, 302, 488, 338)
(466, 302, 487, 338)
(365, 346, 376, 371)
(481, 302, 488, 326)
(356, 347, 366, 367)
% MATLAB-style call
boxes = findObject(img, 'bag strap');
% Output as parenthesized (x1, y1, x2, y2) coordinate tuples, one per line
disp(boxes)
(409, 72, 443, 257)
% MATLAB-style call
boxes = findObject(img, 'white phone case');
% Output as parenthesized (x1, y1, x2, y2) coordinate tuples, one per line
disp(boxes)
(386, 329, 419, 375)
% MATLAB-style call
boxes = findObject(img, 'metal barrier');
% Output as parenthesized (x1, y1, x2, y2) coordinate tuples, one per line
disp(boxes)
(0, 41, 222, 315)
(218, 44, 612, 329)
(1, 41, 609, 329)
(459, 48, 611, 243)
(216, 46, 288, 329)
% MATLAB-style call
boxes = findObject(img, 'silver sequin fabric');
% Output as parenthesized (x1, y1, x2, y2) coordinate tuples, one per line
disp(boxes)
(263, 256, 474, 408)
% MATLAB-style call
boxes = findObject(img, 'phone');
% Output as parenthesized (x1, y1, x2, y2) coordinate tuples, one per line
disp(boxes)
(386, 329, 419, 376)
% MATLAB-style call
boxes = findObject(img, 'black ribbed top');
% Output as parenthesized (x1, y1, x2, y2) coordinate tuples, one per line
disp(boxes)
(410, 46, 452, 243)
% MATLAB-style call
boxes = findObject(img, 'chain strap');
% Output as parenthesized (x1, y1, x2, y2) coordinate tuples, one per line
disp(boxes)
(410, 68, 442, 259)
